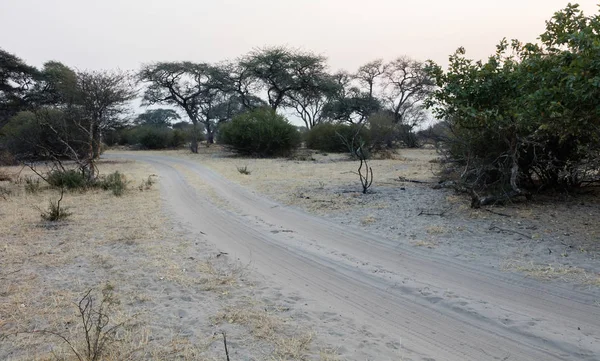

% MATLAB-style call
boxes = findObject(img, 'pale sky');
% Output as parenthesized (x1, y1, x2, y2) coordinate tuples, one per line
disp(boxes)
(1, 0, 597, 73)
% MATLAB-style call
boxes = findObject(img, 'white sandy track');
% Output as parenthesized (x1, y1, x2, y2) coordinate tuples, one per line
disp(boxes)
(108, 153, 600, 361)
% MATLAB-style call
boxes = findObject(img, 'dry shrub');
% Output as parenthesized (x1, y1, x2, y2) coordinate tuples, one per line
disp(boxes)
(0, 170, 12, 182)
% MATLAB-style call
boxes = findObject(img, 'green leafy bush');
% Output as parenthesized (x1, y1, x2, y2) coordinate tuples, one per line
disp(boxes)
(367, 113, 400, 151)
(426, 4, 600, 197)
(46, 169, 87, 190)
(98, 171, 127, 196)
(114, 126, 195, 149)
(219, 108, 300, 157)
(305, 123, 370, 153)
(137, 127, 171, 149)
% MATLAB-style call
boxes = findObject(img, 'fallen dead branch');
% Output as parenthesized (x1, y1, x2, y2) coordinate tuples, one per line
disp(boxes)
(489, 225, 531, 239)
(418, 208, 450, 216)
(484, 209, 512, 217)
(398, 176, 433, 184)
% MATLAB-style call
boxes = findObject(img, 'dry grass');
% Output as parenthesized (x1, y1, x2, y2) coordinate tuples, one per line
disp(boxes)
(0, 160, 167, 360)
(116, 147, 438, 216)
(213, 300, 314, 360)
(425, 226, 446, 235)
(412, 240, 439, 249)
(319, 348, 341, 361)
(502, 260, 600, 286)
(360, 215, 377, 226)
(0, 158, 334, 360)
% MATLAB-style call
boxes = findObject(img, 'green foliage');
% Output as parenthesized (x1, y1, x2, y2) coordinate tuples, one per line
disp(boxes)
(46, 169, 87, 190)
(321, 91, 381, 124)
(425, 3, 600, 194)
(135, 108, 180, 128)
(241, 47, 329, 111)
(114, 126, 194, 149)
(1, 109, 89, 161)
(219, 108, 301, 157)
(305, 123, 370, 153)
(0, 48, 42, 127)
(367, 113, 399, 151)
(98, 171, 127, 196)
(137, 127, 171, 149)
(45, 169, 127, 196)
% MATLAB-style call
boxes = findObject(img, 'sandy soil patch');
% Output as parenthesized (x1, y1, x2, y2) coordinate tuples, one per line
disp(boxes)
(127, 146, 600, 289)
(0, 160, 333, 360)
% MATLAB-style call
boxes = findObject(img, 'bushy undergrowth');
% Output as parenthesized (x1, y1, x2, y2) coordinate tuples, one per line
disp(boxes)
(219, 108, 300, 157)
(426, 4, 600, 200)
(305, 123, 370, 153)
(98, 171, 127, 196)
(46, 169, 87, 189)
(105, 125, 197, 149)
(45, 169, 128, 196)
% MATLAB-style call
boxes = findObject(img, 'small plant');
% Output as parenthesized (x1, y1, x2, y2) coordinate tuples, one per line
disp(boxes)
(337, 124, 374, 194)
(138, 175, 155, 191)
(237, 166, 252, 175)
(24, 176, 41, 194)
(29, 285, 128, 361)
(355, 144, 374, 194)
(40, 189, 71, 222)
(46, 169, 88, 190)
(99, 171, 127, 196)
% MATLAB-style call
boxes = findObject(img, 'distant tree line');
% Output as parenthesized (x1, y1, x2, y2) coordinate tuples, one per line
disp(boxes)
(138, 48, 433, 152)
(0, 46, 433, 165)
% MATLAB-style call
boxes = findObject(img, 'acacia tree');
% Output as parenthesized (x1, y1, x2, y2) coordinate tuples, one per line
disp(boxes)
(139, 62, 240, 148)
(240, 47, 330, 112)
(77, 70, 136, 160)
(286, 73, 341, 129)
(321, 76, 381, 124)
(355, 59, 387, 99)
(381, 57, 434, 147)
(321, 61, 389, 125)
(217, 61, 264, 111)
(140, 62, 207, 151)
(0, 49, 43, 129)
(135, 108, 180, 128)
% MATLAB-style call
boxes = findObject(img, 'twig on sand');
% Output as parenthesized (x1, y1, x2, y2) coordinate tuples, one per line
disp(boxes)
(397, 176, 432, 184)
(223, 332, 230, 361)
(489, 225, 531, 239)
(418, 208, 450, 217)
(485, 209, 512, 217)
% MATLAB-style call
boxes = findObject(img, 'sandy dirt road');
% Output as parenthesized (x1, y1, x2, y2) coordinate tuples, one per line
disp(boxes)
(109, 153, 600, 361)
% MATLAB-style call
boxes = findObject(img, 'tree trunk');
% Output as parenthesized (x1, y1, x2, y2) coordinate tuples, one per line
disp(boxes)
(190, 123, 199, 153)
(206, 122, 214, 145)
(92, 124, 102, 159)
(85, 120, 97, 180)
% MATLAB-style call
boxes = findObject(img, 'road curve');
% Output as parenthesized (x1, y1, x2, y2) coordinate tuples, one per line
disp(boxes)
(108, 153, 600, 361)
